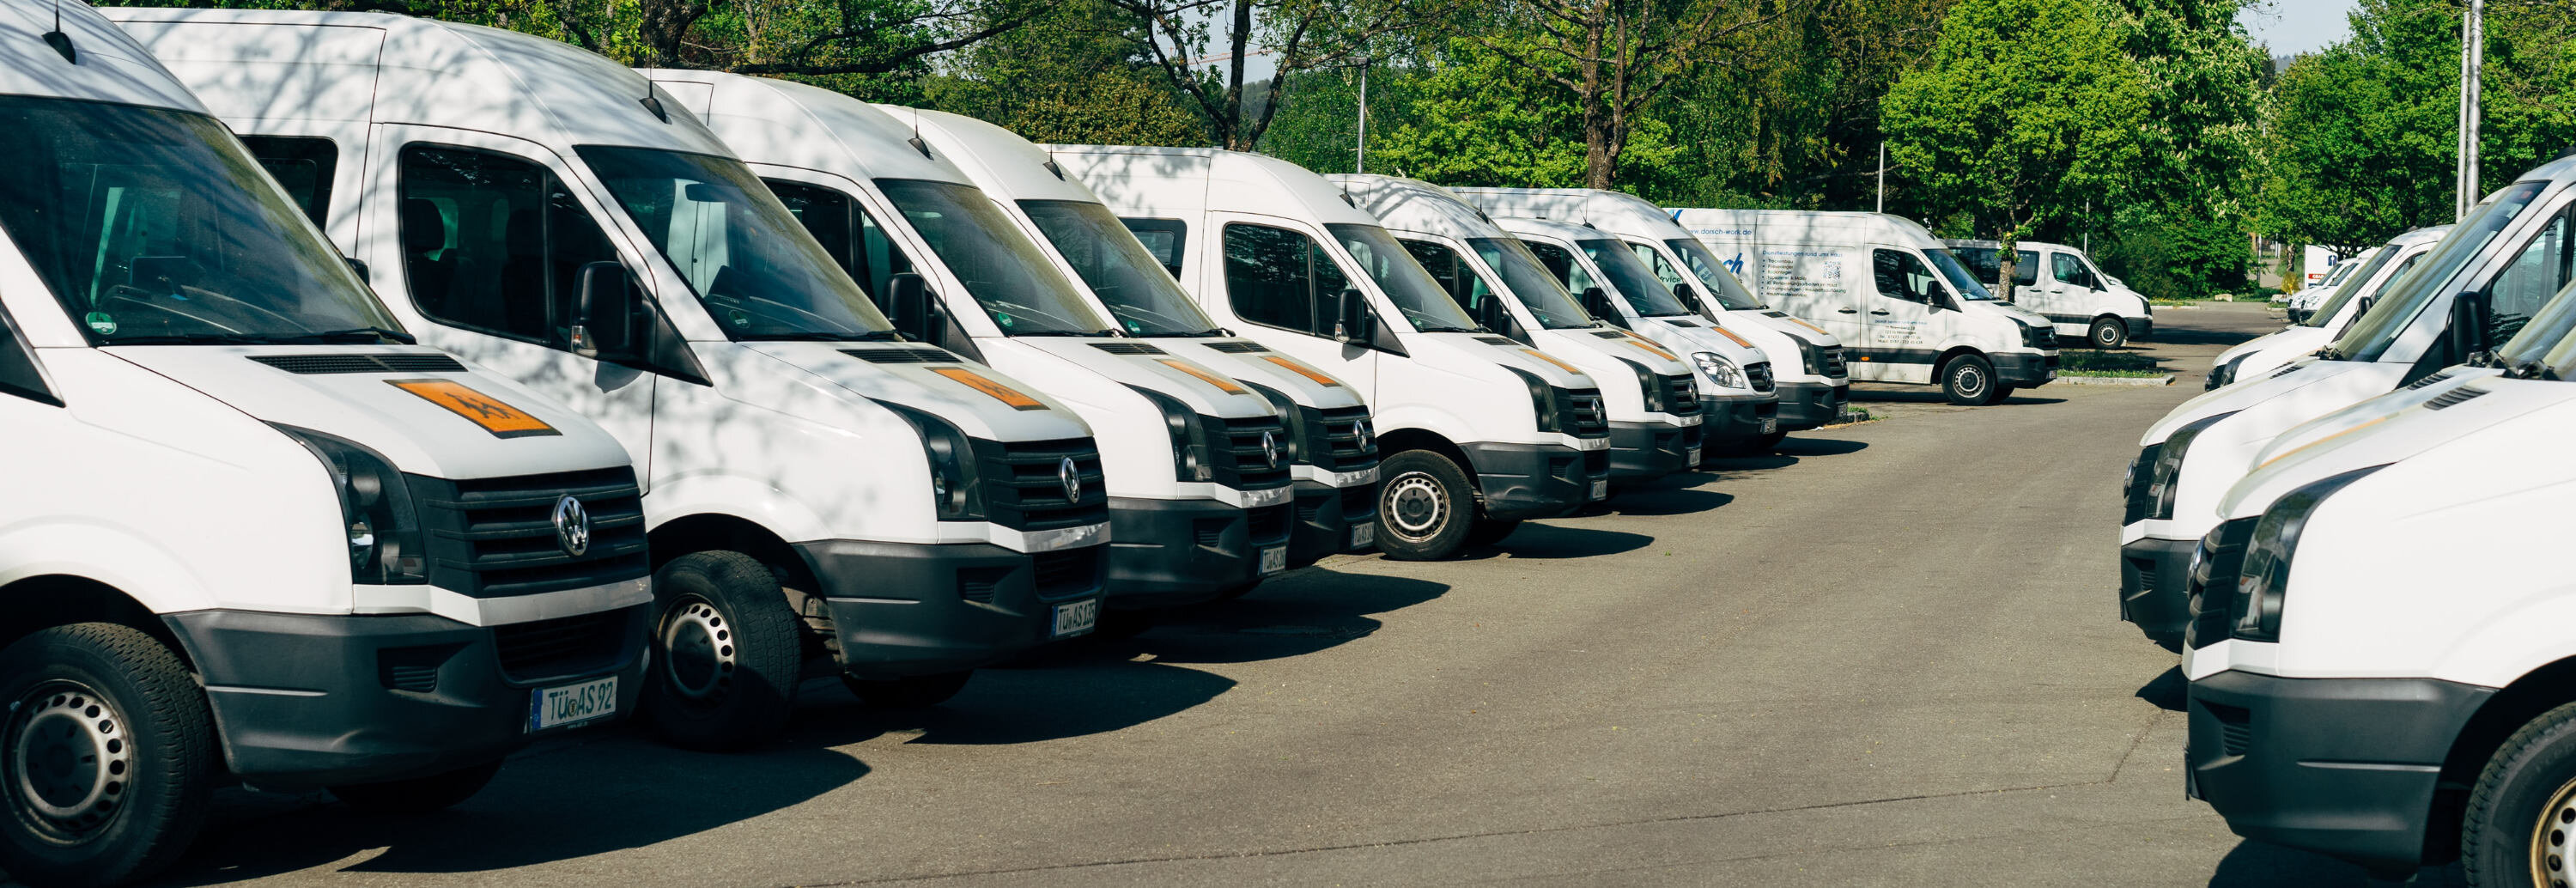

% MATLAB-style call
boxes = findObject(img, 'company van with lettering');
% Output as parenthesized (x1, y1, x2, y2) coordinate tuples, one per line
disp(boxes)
(1945, 239, 2153, 348)
(111, 9, 1114, 751)
(2, 5, 647, 884)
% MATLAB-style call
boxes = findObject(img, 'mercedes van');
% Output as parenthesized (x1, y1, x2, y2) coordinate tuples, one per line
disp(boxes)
(1451, 188, 1851, 431)
(1050, 147, 1613, 560)
(1330, 174, 1707, 477)
(2205, 227, 2447, 391)
(112, 9, 1114, 751)
(1674, 210, 2060, 405)
(2287, 247, 2371, 323)
(896, 108, 1379, 571)
(1945, 239, 2153, 348)
(3, 5, 647, 883)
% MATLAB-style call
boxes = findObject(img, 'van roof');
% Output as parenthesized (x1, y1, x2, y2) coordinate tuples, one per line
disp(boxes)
(1670, 209, 1945, 248)
(1326, 174, 1503, 240)
(5, 2, 200, 111)
(642, 70, 972, 185)
(1487, 216, 1606, 243)
(894, 106, 1096, 204)
(1042, 146, 1379, 226)
(103, 8, 728, 157)
(1446, 187, 1689, 243)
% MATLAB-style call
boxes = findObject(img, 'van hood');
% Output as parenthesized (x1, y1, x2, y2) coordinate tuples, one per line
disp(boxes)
(736, 341, 1093, 441)
(105, 345, 629, 480)
(2251, 366, 2504, 468)
(1752, 309, 1844, 349)
(1157, 338, 1368, 411)
(1541, 326, 1694, 375)
(2216, 325, 2318, 367)
(1649, 317, 1766, 365)
(1421, 331, 1598, 390)
(1976, 300, 2053, 328)
(1012, 337, 1280, 418)
(2222, 375, 2559, 520)
(2145, 358, 2360, 443)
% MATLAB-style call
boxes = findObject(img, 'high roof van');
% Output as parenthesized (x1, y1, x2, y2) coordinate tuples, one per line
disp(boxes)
(897, 107, 1382, 569)
(1450, 188, 1851, 432)
(1050, 147, 1613, 561)
(111, 9, 1115, 751)
(2205, 227, 2448, 391)
(1944, 239, 2153, 348)
(2, 5, 647, 882)
(1330, 174, 1708, 477)
(1674, 210, 2061, 405)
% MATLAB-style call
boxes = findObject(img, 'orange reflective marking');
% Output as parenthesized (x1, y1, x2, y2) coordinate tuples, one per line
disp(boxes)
(1708, 325, 1754, 348)
(929, 367, 1048, 411)
(1623, 336, 1680, 361)
(1156, 358, 1249, 395)
(1522, 349, 1582, 375)
(1784, 316, 1832, 337)
(2259, 415, 2391, 470)
(386, 380, 559, 438)
(1261, 355, 1344, 387)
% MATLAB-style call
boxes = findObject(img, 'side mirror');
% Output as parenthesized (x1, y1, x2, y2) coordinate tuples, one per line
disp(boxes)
(1335, 288, 1375, 344)
(1673, 282, 1701, 311)
(572, 261, 637, 359)
(2449, 289, 2486, 362)
(888, 272, 933, 341)
(1472, 293, 1513, 333)
(344, 258, 370, 284)
(1580, 285, 1616, 319)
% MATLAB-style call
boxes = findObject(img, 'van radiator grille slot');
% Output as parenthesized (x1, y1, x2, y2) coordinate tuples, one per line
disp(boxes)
(1313, 405, 1379, 471)
(2271, 365, 2301, 380)
(252, 353, 465, 374)
(1204, 340, 1271, 354)
(1582, 448, 1609, 477)
(1664, 319, 1700, 328)
(1742, 363, 1774, 394)
(969, 437, 1109, 532)
(376, 644, 456, 692)
(841, 346, 955, 364)
(2407, 368, 2459, 390)
(1245, 504, 1292, 544)
(1090, 342, 1168, 356)
(2424, 386, 2488, 411)
(492, 607, 635, 683)
(1030, 547, 1103, 601)
(1660, 374, 1703, 415)
(411, 467, 649, 599)
(1819, 346, 1849, 378)
(1208, 414, 1293, 490)
(1565, 390, 1609, 438)
(2204, 702, 2254, 755)
(957, 568, 1009, 604)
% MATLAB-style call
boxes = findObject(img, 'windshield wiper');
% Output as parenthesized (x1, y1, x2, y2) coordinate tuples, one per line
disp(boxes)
(1010, 329, 1119, 338)
(99, 333, 270, 345)
(1135, 329, 1226, 338)
(272, 326, 418, 345)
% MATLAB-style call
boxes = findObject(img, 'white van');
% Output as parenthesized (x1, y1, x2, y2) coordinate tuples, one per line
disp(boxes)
(112, 9, 1115, 751)
(638, 72, 1297, 611)
(2116, 156, 2576, 644)
(1450, 188, 1851, 433)
(0, 5, 647, 883)
(1944, 239, 2154, 347)
(1674, 210, 2060, 404)
(898, 107, 1381, 569)
(2206, 227, 2448, 391)
(1049, 147, 1614, 560)
(1330, 175, 1709, 477)
(2175, 282, 2576, 878)
(2287, 247, 2371, 323)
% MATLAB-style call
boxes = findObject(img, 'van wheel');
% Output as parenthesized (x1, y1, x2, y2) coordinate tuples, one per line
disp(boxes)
(2091, 318, 2129, 349)
(1466, 519, 1522, 548)
(1376, 450, 1475, 561)
(1941, 355, 1996, 405)
(2462, 702, 2576, 887)
(841, 672, 972, 709)
(643, 551, 804, 751)
(1984, 385, 2017, 405)
(0, 623, 216, 888)
(328, 760, 503, 814)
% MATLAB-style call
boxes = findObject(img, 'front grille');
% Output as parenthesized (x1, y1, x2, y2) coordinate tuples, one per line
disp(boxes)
(2184, 518, 2259, 650)
(1582, 448, 1609, 477)
(411, 467, 649, 599)
(1660, 374, 1701, 415)
(841, 346, 955, 364)
(2129, 557, 2159, 600)
(2425, 386, 2488, 411)
(492, 607, 634, 683)
(1565, 389, 1609, 438)
(1206, 414, 1293, 490)
(2204, 701, 2254, 755)
(252, 353, 466, 374)
(1091, 342, 1167, 356)
(2122, 443, 2163, 524)
(1340, 483, 1377, 520)
(1205, 340, 1271, 354)
(969, 437, 1109, 532)
(376, 644, 455, 692)
(1309, 404, 1379, 471)
(1743, 362, 1775, 393)
(1246, 503, 1291, 544)
(1030, 547, 1102, 601)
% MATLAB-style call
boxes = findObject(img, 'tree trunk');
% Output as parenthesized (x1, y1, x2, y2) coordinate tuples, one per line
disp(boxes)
(1220, 0, 1254, 149)
(1579, 13, 1613, 188)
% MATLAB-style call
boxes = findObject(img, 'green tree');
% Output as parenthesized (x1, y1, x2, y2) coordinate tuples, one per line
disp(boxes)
(1365, 37, 1679, 188)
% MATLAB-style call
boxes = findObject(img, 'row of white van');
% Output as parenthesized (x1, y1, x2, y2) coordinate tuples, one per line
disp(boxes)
(2116, 148, 2576, 880)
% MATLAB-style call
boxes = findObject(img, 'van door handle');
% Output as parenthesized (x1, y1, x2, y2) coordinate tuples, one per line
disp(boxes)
(1837, 307, 1859, 314)
(1869, 310, 1892, 316)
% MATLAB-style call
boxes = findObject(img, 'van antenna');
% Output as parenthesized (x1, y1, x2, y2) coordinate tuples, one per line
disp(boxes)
(906, 109, 931, 160)
(41, 0, 76, 64)
(639, 62, 669, 122)
(1043, 148, 1065, 180)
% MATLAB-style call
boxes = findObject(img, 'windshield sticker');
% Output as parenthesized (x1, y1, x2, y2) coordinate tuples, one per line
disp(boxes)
(930, 367, 1048, 411)
(386, 380, 559, 438)
(1623, 335, 1680, 361)
(1261, 355, 1343, 387)
(1156, 358, 1249, 395)
(84, 312, 117, 336)
(1521, 349, 1583, 375)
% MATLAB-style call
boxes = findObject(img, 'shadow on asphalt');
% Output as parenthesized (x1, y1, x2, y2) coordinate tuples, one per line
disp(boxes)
(1592, 484, 1734, 517)
(1054, 566, 1451, 667)
(2205, 838, 2380, 885)
(1467, 522, 1654, 561)
(2152, 325, 2269, 348)
(2137, 666, 2187, 712)
(1848, 389, 2069, 406)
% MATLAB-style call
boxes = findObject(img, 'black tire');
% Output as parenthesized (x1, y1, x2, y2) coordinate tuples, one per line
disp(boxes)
(327, 759, 502, 814)
(642, 551, 805, 751)
(2462, 702, 2576, 887)
(1717, 430, 1789, 459)
(1465, 519, 1522, 548)
(1983, 384, 2017, 406)
(0, 623, 217, 888)
(1375, 449, 1476, 561)
(840, 672, 972, 709)
(2090, 318, 2129, 349)
(1941, 354, 1996, 405)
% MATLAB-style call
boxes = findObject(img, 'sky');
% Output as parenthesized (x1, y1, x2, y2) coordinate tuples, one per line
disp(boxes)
(2237, 0, 2360, 56)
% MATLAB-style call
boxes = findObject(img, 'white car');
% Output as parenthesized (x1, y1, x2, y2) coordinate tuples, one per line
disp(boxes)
(1944, 239, 2154, 347)
(2207, 228, 2448, 391)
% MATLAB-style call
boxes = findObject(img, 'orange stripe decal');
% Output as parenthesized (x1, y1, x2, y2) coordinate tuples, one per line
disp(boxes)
(930, 367, 1048, 411)
(1786, 316, 1832, 337)
(1708, 325, 1754, 348)
(1624, 336, 1680, 361)
(1261, 355, 1343, 387)
(1157, 358, 1249, 395)
(386, 380, 559, 438)
(1522, 349, 1583, 375)
(2259, 415, 2391, 470)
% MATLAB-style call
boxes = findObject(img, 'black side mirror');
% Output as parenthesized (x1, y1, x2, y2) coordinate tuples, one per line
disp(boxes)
(1580, 286, 1616, 319)
(888, 272, 933, 341)
(2449, 289, 2487, 362)
(1473, 293, 1513, 333)
(344, 258, 370, 284)
(573, 261, 637, 359)
(1335, 287, 1375, 344)
(1673, 282, 1700, 311)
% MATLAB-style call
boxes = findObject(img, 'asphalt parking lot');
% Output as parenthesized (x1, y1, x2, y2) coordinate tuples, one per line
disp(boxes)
(19, 301, 2410, 888)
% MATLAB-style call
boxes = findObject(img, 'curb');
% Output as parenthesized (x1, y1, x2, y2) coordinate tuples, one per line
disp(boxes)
(2057, 374, 2175, 387)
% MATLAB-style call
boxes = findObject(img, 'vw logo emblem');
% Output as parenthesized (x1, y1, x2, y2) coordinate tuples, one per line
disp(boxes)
(1059, 456, 1082, 502)
(552, 494, 592, 557)
(1261, 430, 1279, 467)
(1352, 421, 1370, 451)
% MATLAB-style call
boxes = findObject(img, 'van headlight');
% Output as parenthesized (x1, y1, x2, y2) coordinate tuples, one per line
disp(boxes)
(2230, 465, 2386, 642)
(2147, 411, 2239, 520)
(1692, 351, 1746, 390)
(2207, 354, 2248, 391)
(1129, 385, 1216, 481)
(271, 424, 428, 584)
(876, 402, 987, 520)
(1501, 366, 1566, 433)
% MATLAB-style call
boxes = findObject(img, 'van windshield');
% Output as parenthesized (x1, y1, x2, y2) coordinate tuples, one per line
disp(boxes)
(580, 146, 896, 340)
(1923, 249, 1998, 301)
(1324, 223, 1481, 332)
(1018, 199, 1219, 337)
(2334, 180, 2550, 362)
(2495, 279, 2576, 378)
(0, 96, 404, 345)
(1662, 238, 1765, 309)
(1468, 237, 1596, 329)
(1577, 240, 1696, 316)
(2299, 245, 2400, 328)
(878, 179, 1115, 336)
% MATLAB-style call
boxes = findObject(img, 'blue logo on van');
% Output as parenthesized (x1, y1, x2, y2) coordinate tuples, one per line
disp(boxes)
(1725, 252, 1746, 275)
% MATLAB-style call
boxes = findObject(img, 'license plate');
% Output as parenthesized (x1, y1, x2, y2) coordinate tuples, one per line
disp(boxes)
(1686, 447, 1702, 465)
(527, 676, 617, 733)
(1051, 599, 1099, 638)
(1762, 417, 1778, 434)
(1589, 479, 1609, 501)
(1349, 523, 1375, 549)
(1259, 545, 1288, 575)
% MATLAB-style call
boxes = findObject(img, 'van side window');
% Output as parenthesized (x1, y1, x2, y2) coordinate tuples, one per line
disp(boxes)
(1872, 249, 1941, 303)
(238, 136, 337, 228)
(765, 178, 914, 311)
(1223, 222, 1346, 335)
(1631, 243, 1686, 290)
(398, 144, 622, 348)
(1397, 238, 1495, 313)
(2486, 209, 2573, 342)
(2050, 252, 2088, 288)
(2014, 251, 2038, 286)
(1121, 218, 1188, 279)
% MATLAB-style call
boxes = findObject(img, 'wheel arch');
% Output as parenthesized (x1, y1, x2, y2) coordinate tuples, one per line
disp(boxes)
(2424, 655, 2576, 865)
(1371, 427, 1478, 490)
(0, 574, 197, 673)
(647, 513, 821, 597)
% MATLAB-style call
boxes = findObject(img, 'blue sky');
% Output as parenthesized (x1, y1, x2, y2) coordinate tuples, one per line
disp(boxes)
(2237, 0, 2360, 55)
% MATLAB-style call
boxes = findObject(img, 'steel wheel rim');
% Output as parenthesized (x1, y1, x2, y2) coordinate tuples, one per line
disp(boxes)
(2096, 324, 2121, 347)
(2532, 773, 2576, 887)
(1383, 471, 1449, 542)
(6, 680, 136, 844)
(659, 598, 738, 704)
(1953, 364, 1988, 398)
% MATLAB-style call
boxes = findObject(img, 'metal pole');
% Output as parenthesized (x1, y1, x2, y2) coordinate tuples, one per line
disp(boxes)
(2457, 0, 2482, 220)
(1354, 58, 1368, 174)
(1875, 142, 1886, 213)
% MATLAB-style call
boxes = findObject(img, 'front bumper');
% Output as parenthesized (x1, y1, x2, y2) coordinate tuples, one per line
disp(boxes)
(2186, 670, 2494, 875)
(1774, 380, 1847, 430)
(1993, 351, 2060, 387)
(1106, 495, 1292, 608)
(165, 603, 648, 787)
(1287, 477, 1379, 568)
(2119, 535, 2196, 642)
(793, 538, 1106, 678)
(1698, 393, 1780, 448)
(1462, 441, 1604, 520)
(1606, 421, 1702, 480)
(2131, 316, 2154, 341)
